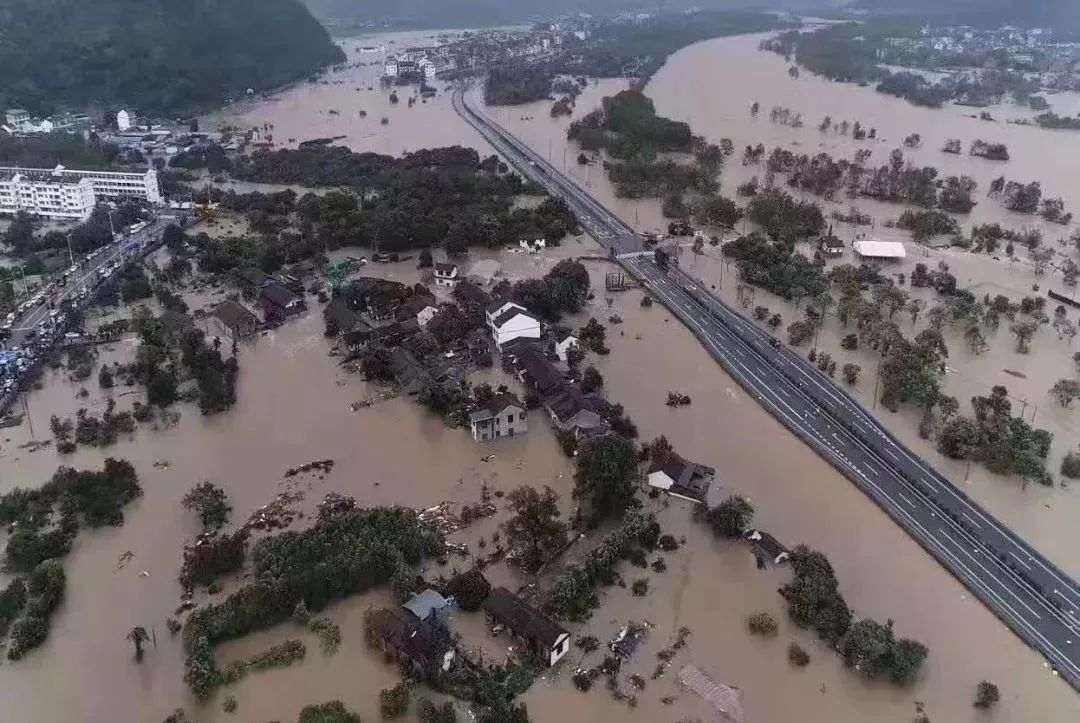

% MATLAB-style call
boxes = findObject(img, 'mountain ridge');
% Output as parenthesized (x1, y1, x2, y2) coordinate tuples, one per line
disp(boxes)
(0, 0, 345, 115)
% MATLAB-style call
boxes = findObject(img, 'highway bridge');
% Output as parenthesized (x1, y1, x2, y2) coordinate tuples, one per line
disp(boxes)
(451, 84, 1080, 689)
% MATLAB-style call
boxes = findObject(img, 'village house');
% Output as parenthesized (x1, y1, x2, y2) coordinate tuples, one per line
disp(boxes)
(545, 387, 604, 435)
(211, 299, 261, 340)
(482, 587, 570, 667)
(553, 332, 579, 362)
(322, 297, 363, 334)
(646, 453, 715, 503)
(819, 234, 844, 256)
(433, 262, 460, 287)
(512, 346, 565, 397)
(469, 392, 527, 442)
(365, 606, 456, 683)
(234, 266, 270, 291)
(489, 306, 540, 350)
(259, 283, 305, 322)
(398, 295, 439, 328)
(345, 277, 410, 321)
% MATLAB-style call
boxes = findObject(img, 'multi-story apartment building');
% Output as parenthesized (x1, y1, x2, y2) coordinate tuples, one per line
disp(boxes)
(0, 170, 97, 220)
(0, 165, 163, 220)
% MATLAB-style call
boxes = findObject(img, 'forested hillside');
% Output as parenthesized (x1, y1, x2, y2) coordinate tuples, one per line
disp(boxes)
(850, 0, 1079, 30)
(303, 0, 830, 31)
(0, 0, 345, 115)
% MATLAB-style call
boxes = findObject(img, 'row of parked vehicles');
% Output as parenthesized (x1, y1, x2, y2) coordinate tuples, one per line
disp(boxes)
(0, 225, 158, 401)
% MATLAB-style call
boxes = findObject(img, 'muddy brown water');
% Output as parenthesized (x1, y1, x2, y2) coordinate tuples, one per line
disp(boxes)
(1, 28, 1078, 723)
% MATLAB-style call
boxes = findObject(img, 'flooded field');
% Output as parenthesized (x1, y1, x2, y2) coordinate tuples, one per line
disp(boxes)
(2, 26, 1078, 723)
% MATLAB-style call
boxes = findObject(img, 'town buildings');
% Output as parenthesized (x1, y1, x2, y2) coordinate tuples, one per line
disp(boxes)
(469, 392, 527, 442)
(210, 299, 261, 340)
(0, 165, 163, 221)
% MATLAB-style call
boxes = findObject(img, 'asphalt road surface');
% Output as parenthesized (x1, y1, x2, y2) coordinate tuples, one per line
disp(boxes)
(453, 84, 1080, 689)
(10, 217, 173, 347)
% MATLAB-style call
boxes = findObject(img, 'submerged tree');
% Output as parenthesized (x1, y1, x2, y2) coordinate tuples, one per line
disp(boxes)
(127, 626, 150, 661)
(502, 486, 568, 573)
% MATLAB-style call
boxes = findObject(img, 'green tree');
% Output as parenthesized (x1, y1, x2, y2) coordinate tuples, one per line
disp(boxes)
(379, 681, 410, 719)
(297, 701, 363, 723)
(147, 367, 178, 407)
(502, 486, 568, 573)
(1049, 378, 1080, 408)
(573, 436, 640, 524)
(417, 698, 457, 723)
(1010, 320, 1038, 353)
(701, 495, 754, 538)
(181, 481, 231, 530)
(581, 365, 603, 394)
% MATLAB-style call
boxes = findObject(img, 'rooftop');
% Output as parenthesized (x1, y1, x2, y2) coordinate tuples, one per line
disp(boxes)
(482, 587, 567, 649)
(403, 589, 451, 622)
(492, 307, 536, 329)
(469, 392, 524, 423)
(852, 240, 906, 259)
(213, 299, 260, 331)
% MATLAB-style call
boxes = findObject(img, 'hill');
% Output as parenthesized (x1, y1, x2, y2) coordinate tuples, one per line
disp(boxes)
(303, 0, 830, 32)
(0, 0, 346, 115)
(849, 0, 1080, 29)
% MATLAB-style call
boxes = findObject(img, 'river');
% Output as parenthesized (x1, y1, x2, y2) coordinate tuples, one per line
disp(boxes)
(0, 27, 1077, 723)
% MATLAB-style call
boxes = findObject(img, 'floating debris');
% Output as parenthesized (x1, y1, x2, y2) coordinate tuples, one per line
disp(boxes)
(317, 491, 357, 519)
(244, 490, 304, 531)
(116, 551, 135, 570)
(152, 459, 170, 470)
(284, 459, 335, 477)
(610, 621, 651, 660)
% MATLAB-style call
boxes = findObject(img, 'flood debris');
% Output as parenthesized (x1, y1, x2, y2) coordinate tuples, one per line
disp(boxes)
(116, 551, 135, 569)
(610, 620, 651, 660)
(244, 490, 304, 531)
(283, 459, 335, 477)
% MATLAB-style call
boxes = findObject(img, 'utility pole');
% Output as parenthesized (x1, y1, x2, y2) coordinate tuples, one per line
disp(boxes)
(65, 232, 75, 267)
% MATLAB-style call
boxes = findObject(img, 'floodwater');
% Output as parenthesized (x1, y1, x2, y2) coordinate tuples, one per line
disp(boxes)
(2, 27, 1078, 723)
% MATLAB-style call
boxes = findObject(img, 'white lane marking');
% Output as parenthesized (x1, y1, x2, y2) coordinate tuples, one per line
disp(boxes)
(898, 492, 916, 508)
(1011, 553, 1033, 571)
(964, 513, 983, 529)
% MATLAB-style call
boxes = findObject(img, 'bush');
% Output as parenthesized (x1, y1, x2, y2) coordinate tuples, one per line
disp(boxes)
(631, 578, 649, 596)
(657, 534, 679, 551)
(444, 569, 491, 612)
(748, 612, 778, 637)
(700, 495, 754, 538)
(788, 642, 810, 666)
(7, 616, 50, 659)
(417, 698, 457, 723)
(840, 333, 858, 350)
(1061, 451, 1080, 479)
(974, 680, 1000, 709)
(298, 701, 363, 723)
(379, 681, 411, 719)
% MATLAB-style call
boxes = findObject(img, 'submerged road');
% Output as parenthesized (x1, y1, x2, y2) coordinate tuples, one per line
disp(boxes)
(452, 84, 1080, 689)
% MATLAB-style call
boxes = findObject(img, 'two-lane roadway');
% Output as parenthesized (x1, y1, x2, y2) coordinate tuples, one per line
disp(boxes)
(452, 83, 1080, 689)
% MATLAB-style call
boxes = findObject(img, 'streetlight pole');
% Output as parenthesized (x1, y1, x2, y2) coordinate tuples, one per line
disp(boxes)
(65, 232, 75, 267)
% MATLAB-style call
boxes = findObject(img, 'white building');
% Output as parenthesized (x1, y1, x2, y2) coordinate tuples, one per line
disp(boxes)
(433, 262, 460, 287)
(853, 240, 906, 260)
(554, 332, 579, 362)
(489, 305, 540, 350)
(469, 392, 527, 442)
(116, 109, 132, 132)
(384, 56, 399, 77)
(0, 169, 96, 220)
(4, 109, 30, 129)
(0, 165, 163, 219)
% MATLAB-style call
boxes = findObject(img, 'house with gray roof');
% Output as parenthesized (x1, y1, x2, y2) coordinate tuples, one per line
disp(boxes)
(469, 392, 527, 442)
